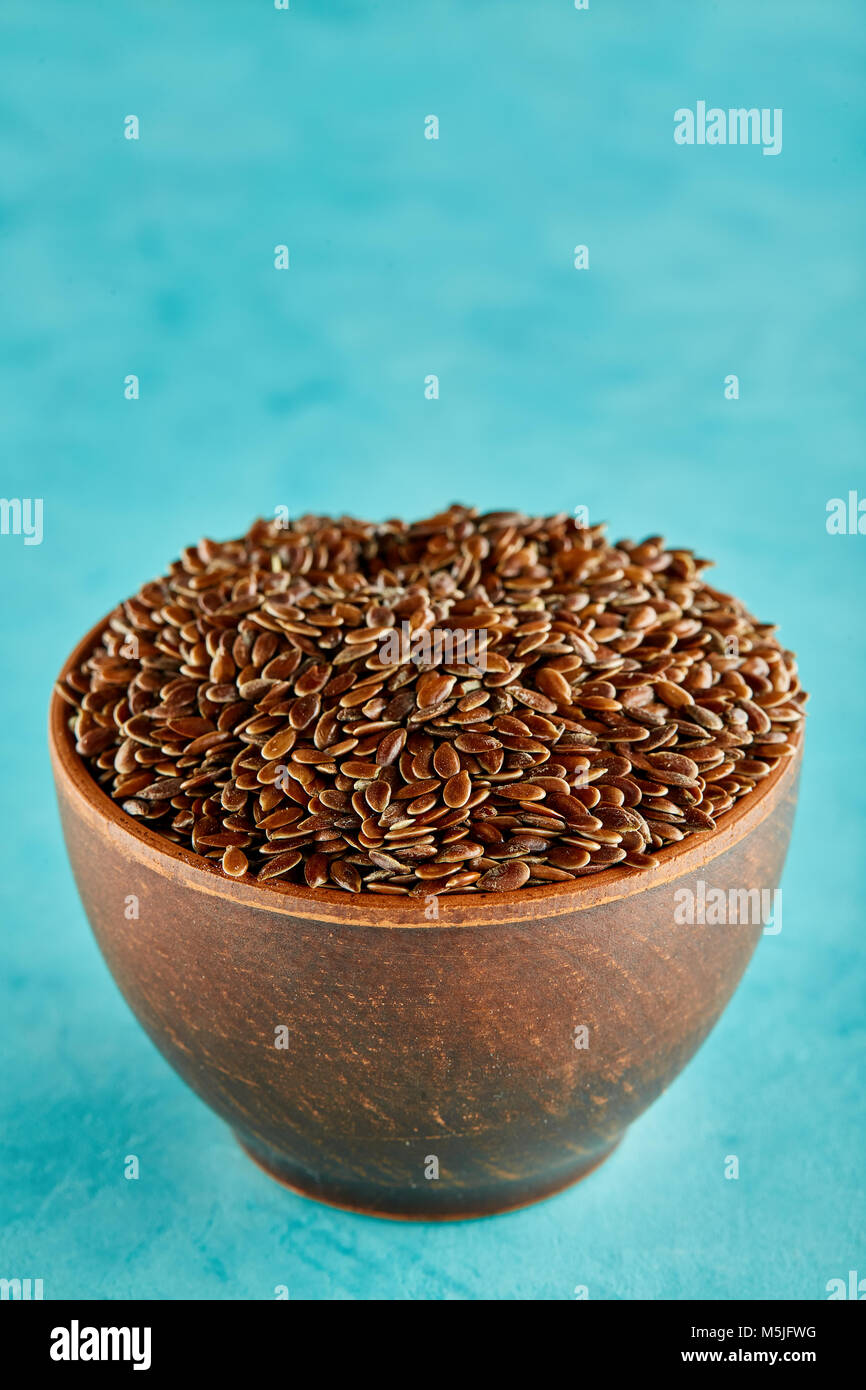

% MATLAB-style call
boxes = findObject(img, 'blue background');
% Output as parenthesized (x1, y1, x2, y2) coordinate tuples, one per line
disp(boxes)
(1, 0, 864, 1300)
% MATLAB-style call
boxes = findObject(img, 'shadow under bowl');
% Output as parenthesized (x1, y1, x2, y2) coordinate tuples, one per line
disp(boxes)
(50, 615, 803, 1219)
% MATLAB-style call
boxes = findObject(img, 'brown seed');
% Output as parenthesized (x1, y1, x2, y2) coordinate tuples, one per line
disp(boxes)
(548, 845, 591, 870)
(591, 846, 627, 866)
(454, 732, 501, 753)
(114, 771, 154, 797)
(77, 726, 117, 757)
(510, 686, 558, 715)
(416, 672, 455, 708)
(368, 849, 405, 871)
(434, 841, 484, 863)
(495, 781, 546, 802)
(545, 792, 597, 824)
(443, 770, 471, 807)
(678, 807, 717, 831)
(645, 751, 700, 780)
(376, 727, 407, 766)
(499, 834, 550, 855)
(365, 780, 392, 813)
(477, 861, 531, 892)
(737, 758, 771, 778)
(196, 830, 250, 848)
(534, 667, 574, 704)
(290, 694, 320, 730)
(340, 759, 380, 778)
(623, 850, 660, 870)
(654, 680, 694, 709)
(261, 726, 297, 760)
(303, 852, 329, 887)
(433, 742, 461, 778)
(294, 663, 331, 696)
(256, 850, 302, 881)
(330, 860, 361, 892)
(135, 777, 187, 800)
(688, 704, 724, 731)
(221, 847, 249, 878)
(389, 778, 435, 801)
(477, 750, 505, 776)
(168, 716, 215, 738)
(441, 870, 482, 890)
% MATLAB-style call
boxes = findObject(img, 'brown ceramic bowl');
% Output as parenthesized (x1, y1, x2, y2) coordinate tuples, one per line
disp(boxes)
(51, 614, 803, 1220)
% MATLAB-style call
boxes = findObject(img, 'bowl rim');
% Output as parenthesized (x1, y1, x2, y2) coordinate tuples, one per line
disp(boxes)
(50, 611, 804, 928)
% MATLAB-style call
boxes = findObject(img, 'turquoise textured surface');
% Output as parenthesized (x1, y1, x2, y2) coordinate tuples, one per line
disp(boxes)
(0, 1, 864, 1299)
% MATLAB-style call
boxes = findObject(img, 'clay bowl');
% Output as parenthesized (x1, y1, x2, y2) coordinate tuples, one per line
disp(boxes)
(51, 614, 804, 1220)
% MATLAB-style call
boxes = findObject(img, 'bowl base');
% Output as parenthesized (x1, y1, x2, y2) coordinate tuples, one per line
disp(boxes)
(234, 1133, 622, 1221)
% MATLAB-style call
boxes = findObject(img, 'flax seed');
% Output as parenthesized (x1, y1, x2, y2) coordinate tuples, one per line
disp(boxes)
(63, 507, 806, 896)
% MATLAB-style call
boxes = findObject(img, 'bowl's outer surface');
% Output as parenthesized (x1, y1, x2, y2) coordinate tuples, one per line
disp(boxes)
(51, 623, 803, 1219)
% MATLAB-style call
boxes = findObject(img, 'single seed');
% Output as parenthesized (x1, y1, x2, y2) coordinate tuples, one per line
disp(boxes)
(548, 846, 591, 870)
(376, 728, 407, 766)
(454, 732, 501, 753)
(365, 781, 392, 813)
(256, 850, 302, 881)
(433, 742, 461, 778)
(221, 847, 249, 877)
(496, 782, 545, 802)
(330, 860, 361, 893)
(477, 861, 531, 892)
(443, 770, 471, 807)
